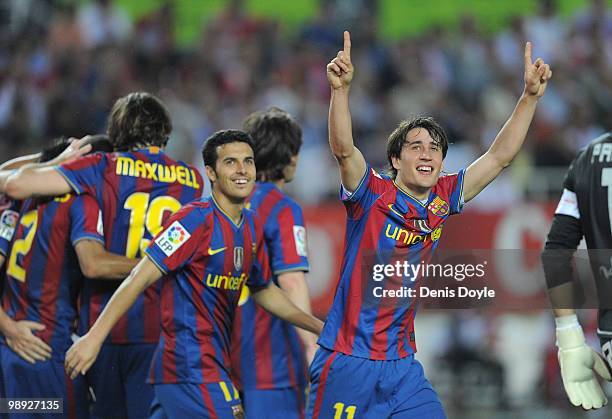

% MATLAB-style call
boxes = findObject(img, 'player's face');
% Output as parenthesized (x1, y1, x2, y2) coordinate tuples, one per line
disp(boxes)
(207, 142, 256, 202)
(392, 128, 443, 198)
(282, 154, 299, 183)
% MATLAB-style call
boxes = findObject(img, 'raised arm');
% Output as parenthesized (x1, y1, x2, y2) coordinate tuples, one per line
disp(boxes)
(463, 42, 552, 202)
(326, 31, 367, 192)
(64, 257, 163, 378)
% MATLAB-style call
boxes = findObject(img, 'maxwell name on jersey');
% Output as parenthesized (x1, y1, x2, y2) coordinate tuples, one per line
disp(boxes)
(116, 156, 200, 188)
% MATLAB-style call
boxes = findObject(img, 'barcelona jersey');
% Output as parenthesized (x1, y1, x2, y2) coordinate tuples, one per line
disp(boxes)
(55, 147, 203, 344)
(145, 196, 271, 384)
(231, 182, 310, 391)
(0, 194, 103, 356)
(318, 165, 465, 360)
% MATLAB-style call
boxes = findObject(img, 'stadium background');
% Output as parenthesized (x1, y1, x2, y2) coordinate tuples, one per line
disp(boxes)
(1, 0, 611, 417)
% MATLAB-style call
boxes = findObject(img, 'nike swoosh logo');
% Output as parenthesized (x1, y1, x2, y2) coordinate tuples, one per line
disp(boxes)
(207, 247, 227, 256)
(388, 204, 404, 218)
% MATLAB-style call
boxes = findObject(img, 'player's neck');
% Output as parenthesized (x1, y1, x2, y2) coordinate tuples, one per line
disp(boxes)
(211, 192, 244, 225)
(394, 178, 430, 201)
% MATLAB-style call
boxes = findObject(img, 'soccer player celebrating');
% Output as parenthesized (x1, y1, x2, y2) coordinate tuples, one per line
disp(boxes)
(63, 130, 324, 419)
(1, 92, 204, 418)
(541, 131, 612, 410)
(231, 108, 318, 418)
(309, 31, 552, 418)
(0, 137, 137, 419)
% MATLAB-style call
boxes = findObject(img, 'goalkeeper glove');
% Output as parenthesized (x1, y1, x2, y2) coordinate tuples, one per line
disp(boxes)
(556, 315, 611, 410)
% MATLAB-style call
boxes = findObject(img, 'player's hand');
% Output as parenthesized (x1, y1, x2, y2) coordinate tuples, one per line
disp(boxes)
(327, 31, 354, 90)
(523, 42, 552, 98)
(5, 320, 52, 364)
(557, 325, 608, 409)
(49, 136, 93, 166)
(64, 333, 102, 379)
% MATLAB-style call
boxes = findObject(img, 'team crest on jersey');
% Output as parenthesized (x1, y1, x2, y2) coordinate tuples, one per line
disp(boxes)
(234, 246, 244, 271)
(428, 196, 449, 217)
(155, 221, 191, 256)
(293, 225, 307, 257)
(0, 210, 18, 241)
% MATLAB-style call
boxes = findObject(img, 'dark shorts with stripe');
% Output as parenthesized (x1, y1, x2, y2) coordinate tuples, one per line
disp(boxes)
(306, 347, 445, 419)
(149, 381, 243, 419)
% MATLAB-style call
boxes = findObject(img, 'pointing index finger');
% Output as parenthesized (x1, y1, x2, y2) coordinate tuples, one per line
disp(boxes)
(343, 31, 351, 60)
(524, 41, 532, 68)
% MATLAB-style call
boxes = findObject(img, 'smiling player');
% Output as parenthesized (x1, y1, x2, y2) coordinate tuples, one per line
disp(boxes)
(63, 130, 324, 419)
(308, 31, 552, 418)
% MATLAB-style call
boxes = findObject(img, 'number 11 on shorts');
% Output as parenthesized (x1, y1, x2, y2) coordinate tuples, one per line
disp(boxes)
(333, 402, 356, 419)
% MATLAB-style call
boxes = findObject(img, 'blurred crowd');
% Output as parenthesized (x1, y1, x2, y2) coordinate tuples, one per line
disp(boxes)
(0, 0, 610, 205)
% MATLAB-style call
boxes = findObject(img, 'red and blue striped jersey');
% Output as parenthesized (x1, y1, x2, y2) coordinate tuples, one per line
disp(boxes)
(1, 194, 103, 357)
(231, 182, 310, 391)
(318, 165, 465, 360)
(145, 196, 271, 384)
(56, 147, 203, 344)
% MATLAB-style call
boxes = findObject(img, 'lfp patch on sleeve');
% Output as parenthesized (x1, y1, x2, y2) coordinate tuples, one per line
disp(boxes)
(0, 210, 19, 241)
(155, 221, 191, 257)
(293, 225, 307, 257)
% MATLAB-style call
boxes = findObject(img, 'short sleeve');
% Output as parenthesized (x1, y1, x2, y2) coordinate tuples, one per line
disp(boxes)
(70, 194, 105, 246)
(435, 169, 466, 215)
(341, 165, 391, 219)
(56, 153, 106, 196)
(266, 202, 309, 275)
(145, 205, 207, 274)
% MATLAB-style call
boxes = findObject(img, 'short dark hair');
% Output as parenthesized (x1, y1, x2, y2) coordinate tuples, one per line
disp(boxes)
(201, 129, 254, 168)
(386, 116, 449, 178)
(40, 134, 113, 163)
(107, 92, 172, 152)
(243, 107, 302, 181)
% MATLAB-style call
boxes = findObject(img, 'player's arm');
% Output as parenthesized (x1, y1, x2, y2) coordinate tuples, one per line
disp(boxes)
(277, 271, 319, 362)
(463, 42, 552, 202)
(250, 283, 324, 336)
(326, 31, 367, 192)
(541, 190, 611, 410)
(64, 257, 163, 378)
(74, 240, 139, 280)
(0, 153, 41, 171)
(1, 137, 92, 199)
